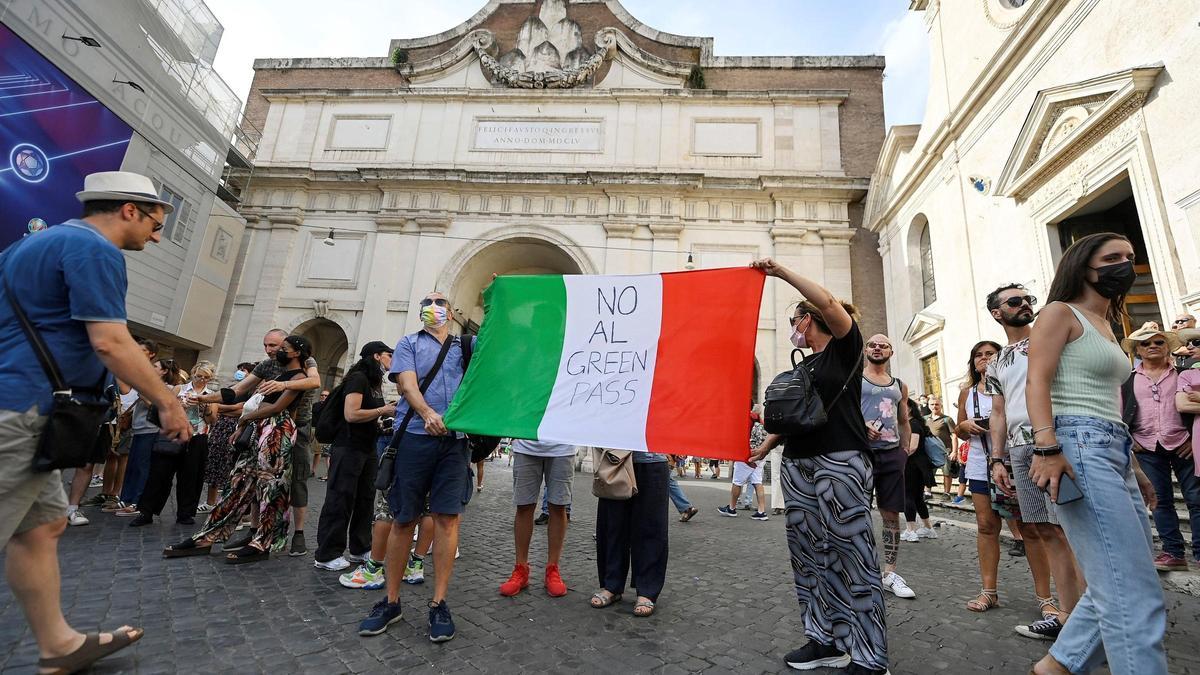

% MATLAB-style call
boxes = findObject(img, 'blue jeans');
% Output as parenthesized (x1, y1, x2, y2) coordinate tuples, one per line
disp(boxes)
(1049, 416, 1167, 675)
(1138, 448, 1200, 559)
(667, 474, 692, 513)
(119, 433, 155, 504)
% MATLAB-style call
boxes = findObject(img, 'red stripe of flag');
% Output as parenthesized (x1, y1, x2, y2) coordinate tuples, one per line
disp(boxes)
(645, 267, 765, 460)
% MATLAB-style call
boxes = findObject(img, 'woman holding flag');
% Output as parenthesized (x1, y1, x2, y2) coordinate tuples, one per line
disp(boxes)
(748, 258, 888, 675)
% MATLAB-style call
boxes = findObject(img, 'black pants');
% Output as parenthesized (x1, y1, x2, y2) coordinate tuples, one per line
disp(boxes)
(903, 460, 929, 523)
(595, 461, 669, 602)
(314, 443, 377, 563)
(139, 435, 208, 520)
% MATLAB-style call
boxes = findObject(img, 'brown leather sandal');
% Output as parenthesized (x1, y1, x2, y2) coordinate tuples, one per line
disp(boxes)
(37, 626, 143, 675)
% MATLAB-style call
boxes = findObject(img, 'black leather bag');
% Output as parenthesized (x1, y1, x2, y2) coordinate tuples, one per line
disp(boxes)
(2, 266, 110, 472)
(764, 348, 861, 436)
(375, 335, 455, 491)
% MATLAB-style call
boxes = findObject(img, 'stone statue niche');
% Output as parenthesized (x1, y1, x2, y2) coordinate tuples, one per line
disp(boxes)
(498, 0, 592, 74)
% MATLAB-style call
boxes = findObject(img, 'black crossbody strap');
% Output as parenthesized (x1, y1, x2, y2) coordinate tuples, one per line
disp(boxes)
(1, 245, 71, 393)
(392, 333, 455, 444)
(791, 347, 863, 414)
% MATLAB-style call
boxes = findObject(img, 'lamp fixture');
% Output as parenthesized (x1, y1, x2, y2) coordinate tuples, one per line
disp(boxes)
(62, 32, 102, 48)
(112, 78, 145, 93)
(684, 251, 695, 270)
(322, 229, 335, 246)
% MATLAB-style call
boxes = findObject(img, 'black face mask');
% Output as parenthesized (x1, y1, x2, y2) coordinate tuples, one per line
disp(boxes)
(1089, 260, 1136, 299)
(275, 350, 292, 365)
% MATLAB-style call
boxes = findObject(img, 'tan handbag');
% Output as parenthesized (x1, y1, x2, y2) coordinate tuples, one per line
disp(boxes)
(592, 448, 638, 500)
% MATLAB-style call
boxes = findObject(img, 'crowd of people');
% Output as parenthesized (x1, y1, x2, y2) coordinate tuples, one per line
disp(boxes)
(0, 171, 1194, 674)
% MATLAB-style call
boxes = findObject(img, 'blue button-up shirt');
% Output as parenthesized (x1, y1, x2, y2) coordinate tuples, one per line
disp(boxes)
(388, 330, 474, 436)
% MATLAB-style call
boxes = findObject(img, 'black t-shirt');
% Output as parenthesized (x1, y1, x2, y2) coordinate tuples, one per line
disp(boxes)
(337, 371, 383, 450)
(782, 321, 869, 459)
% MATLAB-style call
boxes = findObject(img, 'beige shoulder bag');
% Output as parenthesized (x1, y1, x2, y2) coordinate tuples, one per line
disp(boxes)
(591, 448, 638, 500)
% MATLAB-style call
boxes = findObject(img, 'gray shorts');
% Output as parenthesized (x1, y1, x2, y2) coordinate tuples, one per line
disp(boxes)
(512, 453, 573, 507)
(1009, 444, 1058, 525)
(0, 408, 68, 548)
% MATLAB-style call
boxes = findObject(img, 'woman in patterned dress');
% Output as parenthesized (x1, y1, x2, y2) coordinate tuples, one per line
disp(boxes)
(163, 335, 312, 565)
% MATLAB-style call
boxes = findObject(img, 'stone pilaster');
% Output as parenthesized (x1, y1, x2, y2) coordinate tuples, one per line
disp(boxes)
(244, 210, 302, 361)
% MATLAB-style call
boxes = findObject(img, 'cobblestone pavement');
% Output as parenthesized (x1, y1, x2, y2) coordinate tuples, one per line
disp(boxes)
(2, 462, 1199, 674)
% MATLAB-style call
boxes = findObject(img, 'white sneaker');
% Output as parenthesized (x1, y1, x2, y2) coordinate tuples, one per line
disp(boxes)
(901, 530, 919, 542)
(313, 556, 351, 571)
(66, 510, 89, 526)
(88, 474, 103, 488)
(882, 572, 915, 599)
(345, 552, 367, 564)
(916, 527, 938, 539)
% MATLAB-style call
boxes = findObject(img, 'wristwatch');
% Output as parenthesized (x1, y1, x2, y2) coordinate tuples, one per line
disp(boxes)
(989, 457, 1006, 469)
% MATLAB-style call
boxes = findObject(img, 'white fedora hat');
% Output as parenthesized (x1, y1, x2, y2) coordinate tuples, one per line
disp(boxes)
(75, 171, 174, 213)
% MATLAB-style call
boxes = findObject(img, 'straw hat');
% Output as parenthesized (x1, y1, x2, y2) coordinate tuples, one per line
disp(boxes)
(1121, 326, 1182, 355)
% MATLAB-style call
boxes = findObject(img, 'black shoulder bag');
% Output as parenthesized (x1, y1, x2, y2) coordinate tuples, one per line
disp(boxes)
(2, 256, 111, 472)
(460, 336, 502, 463)
(374, 334, 455, 491)
(764, 347, 863, 436)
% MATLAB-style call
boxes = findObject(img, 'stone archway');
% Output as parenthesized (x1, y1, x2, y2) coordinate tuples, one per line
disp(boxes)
(441, 229, 593, 332)
(292, 317, 350, 387)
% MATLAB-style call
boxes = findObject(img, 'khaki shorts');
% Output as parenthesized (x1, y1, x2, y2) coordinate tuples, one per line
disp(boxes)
(291, 425, 312, 507)
(0, 407, 68, 548)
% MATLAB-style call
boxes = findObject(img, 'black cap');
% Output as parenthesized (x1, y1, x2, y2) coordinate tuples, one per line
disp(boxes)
(360, 340, 393, 358)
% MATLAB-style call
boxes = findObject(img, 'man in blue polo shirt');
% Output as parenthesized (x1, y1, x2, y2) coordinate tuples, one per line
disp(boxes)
(0, 172, 190, 673)
(359, 291, 473, 642)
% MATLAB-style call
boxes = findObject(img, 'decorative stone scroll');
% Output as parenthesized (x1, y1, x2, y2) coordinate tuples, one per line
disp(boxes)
(472, 29, 615, 89)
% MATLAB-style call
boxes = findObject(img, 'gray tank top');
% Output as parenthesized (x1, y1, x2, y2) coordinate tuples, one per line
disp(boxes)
(861, 375, 902, 450)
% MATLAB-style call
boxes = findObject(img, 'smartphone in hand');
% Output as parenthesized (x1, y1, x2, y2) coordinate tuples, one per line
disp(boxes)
(975, 417, 991, 431)
(1054, 473, 1084, 505)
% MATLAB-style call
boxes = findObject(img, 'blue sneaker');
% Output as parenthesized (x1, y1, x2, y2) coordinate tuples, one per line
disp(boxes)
(717, 505, 738, 517)
(428, 600, 456, 642)
(358, 597, 402, 636)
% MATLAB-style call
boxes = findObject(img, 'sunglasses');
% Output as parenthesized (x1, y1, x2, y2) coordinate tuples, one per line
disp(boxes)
(134, 206, 165, 232)
(997, 295, 1037, 309)
(866, 342, 892, 350)
(420, 298, 450, 307)
(1140, 339, 1167, 348)
(1173, 319, 1192, 326)
(1189, 339, 1200, 348)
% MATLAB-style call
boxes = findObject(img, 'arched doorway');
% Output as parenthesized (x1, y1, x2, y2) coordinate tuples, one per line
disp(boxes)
(293, 317, 349, 387)
(446, 236, 586, 334)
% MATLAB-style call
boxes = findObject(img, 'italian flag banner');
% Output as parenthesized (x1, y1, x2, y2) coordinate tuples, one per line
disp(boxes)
(444, 267, 765, 460)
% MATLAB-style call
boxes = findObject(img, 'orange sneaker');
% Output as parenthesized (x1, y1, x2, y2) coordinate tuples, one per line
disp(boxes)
(499, 563, 530, 597)
(545, 564, 568, 597)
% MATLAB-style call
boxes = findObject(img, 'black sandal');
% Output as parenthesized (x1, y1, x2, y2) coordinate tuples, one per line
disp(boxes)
(225, 546, 269, 565)
(37, 626, 143, 675)
(162, 539, 211, 558)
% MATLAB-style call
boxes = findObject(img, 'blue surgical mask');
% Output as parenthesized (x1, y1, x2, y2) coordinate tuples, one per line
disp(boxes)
(233, 370, 246, 382)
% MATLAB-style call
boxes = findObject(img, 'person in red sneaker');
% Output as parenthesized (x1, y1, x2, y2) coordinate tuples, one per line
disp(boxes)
(499, 439, 576, 597)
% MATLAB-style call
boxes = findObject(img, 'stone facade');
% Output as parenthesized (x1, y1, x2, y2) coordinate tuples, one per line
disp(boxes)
(207, 0, 886, 391)
(864, 0, 1200, 404)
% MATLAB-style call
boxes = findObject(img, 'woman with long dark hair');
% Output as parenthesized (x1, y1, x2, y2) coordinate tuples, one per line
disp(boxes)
(1026, 233, 1165, 675)
(746, 258, 887, 674)
(314, 341, 396, 575)
(164, 335, 312, 565)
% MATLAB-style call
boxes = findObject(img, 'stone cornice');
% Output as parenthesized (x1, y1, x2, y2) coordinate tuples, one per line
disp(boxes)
(602, 222, 637, 237)
(257, 87, 849, 104)
(648, 223, 684, 240)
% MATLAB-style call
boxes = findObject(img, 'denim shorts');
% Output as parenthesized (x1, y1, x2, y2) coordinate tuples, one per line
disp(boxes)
(386, 433, 470, 522)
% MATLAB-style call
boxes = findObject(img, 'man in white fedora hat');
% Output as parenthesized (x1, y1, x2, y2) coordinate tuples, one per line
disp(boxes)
(0, 171, 191, 672)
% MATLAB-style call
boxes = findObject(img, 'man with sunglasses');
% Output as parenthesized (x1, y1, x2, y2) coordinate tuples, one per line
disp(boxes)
(984, 283, 1083, 640)
(1121, 326, 1200, 572)
(1171, 316, 1199, 369)
(0, 172, 192, 672)
(359, 292, 474, 642)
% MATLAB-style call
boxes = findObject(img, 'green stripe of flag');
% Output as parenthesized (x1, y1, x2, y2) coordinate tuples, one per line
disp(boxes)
(444, 275, 567, 439)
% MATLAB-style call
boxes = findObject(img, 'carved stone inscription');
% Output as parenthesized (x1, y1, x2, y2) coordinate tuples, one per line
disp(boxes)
(472, 119, 603, 152)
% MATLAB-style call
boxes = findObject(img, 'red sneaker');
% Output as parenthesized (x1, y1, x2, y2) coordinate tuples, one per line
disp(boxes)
(499, 563, 530, 596)
(545, 564, 567, 597)
(1154, 552, 1189, 572)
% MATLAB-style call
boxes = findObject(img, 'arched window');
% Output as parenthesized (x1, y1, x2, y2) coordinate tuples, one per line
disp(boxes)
(919, 224, 937, 306)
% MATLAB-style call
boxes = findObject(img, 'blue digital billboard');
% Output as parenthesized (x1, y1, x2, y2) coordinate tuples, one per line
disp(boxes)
(0, 22, 134, 247)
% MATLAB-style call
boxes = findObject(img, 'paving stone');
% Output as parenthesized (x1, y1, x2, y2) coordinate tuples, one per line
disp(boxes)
(2, 466, 1198, 673)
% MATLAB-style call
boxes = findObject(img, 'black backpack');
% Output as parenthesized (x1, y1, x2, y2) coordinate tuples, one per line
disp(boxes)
(764, 348, 862, 436)
(313, 380, 350, 444)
